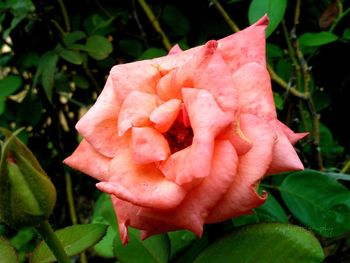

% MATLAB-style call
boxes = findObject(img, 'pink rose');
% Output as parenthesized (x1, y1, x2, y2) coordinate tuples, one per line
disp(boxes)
(64, 15, 307, 244)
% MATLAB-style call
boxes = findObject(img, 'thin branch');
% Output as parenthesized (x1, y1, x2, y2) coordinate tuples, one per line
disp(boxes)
(211, 0, 240, 33)
(57, 0, 71, 33)
(341, 159, 350, 173)
(329, 6, 350, 32)
(294, 0, 301, 25)
(136, 0, 171, 51)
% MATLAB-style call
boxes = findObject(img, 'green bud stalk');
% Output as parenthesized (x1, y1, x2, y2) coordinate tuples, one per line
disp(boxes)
(0, 128, 57, 229)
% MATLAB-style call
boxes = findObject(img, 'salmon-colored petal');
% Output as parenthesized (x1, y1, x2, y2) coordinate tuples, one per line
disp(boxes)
(76, 76, 122, 157)
(110, 60, 160, 102)
(232, 62, 276, 119)
(177, 40, 238, 115)
(159, 88, 232, 185)
(96, 145, 186, 210)
(168, 44, 183, 55)
(150, 99, 182, 132)
(206, 114, 276, 223)
(266, 123, 305, 175)
(63, 139, 111, 181)
(272, 119, 309, 145)
(218, 15, 268, 73)
(138, 140, 238, 238)
(218, 120, 252, 156)
(118, 91, 158, 136)
(156, 69, 182, 101)
(131, 127, 170, 164)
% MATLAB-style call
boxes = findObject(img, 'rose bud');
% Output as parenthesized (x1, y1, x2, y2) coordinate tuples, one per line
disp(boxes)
(0, 129, 57, 229)
(64, 15, 307, 244)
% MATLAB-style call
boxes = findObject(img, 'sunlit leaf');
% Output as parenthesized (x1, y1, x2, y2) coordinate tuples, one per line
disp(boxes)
(248, 0, 287, 37)
(85, 35, 113, 60)
(194, 223, 324, 263)
(280, 170, 350, 237)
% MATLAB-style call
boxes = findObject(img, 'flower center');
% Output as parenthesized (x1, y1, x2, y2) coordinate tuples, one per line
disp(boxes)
(164, 119, 194, 154)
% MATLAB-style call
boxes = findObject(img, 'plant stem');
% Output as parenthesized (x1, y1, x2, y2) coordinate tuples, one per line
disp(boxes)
(35, 220, 71, 263)
(65, 172, 78, 224)
(329, 5, 350, 32)
(211, 0, 240, 33)
(137, 0, 171, 51)
(341, 159, 350, 173)
(57, 0, 71, 33)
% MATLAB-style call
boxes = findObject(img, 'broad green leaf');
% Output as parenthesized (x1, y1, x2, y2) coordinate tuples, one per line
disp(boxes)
(0, 98, 5, 115)
(313, 89, 331, 111)
(31, 224, 108, 263)
(114, 228, 170, 263)
(324, 171, 350, 181)
(168, 230, 196, 260)
(59, 49, 83, 65)
(0, 237, 19, 263)
(10, 228, 36, 250)
(248, 0, 287, 37)
(299, 32, 338, 47)
(280, 170, 350, 237)
(85, 35, 113, 60)
(0, 75, 22, 98)
(266, 43, 283, 60)
(138, 48, 167, 60)
(193, 223, 324, 263)
(119, 39, 144, 57)
(63, 31, 86, 46)
(93, 226, 116, 258)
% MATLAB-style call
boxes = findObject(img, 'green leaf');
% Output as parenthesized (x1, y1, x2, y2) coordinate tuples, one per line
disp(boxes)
(72, 75, 89, 89)
(0, 237, 19, 263)
(93, 226, 116, 258)
(63, 31, 86, 46)
(162, 4, 190, 36)
(343, 28, 350, 40)
(193, 223, 324, 263)
(273, 92, 284, 110)
(138, 48, 167, 60)
(280, 170, 350, 237)
(266, 43, 283, 60)
(31, 224, 108, 263)
(168, 230, 196, 260)
(119, 39, 144, 57)
(85, 35, 113, 60)
(59, 49, 83, 65)
(114, 228, 170, 263)
(248, 0, 287, 37)
(34, 51, 59, 102)
(0, 75, 22, 98)
(299, 32, 338, 47)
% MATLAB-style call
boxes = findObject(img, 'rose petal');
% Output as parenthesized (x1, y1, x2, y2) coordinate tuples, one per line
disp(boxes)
(118, 91, 158, 136)
(218, 15, 268, 72)
(206, 114, 276, 223)
(63, 139, 111, 181)
(232, 62, 276, 119)
(76, 76, 122, 157)
(138, 140, 238, 238)
(110, 60, 160, 101)
(131, 127, 170, 164)
(168, 44, 183, 55)
(266, 123, 305, 175)
(150, 99, 182, 133)
(96, 145, 186, 210)
(159, 88, 232, 185)
(272, 119, 309, 145)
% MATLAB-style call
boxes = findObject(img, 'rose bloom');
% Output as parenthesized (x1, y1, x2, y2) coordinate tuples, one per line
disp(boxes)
(64, 15, 307, 244)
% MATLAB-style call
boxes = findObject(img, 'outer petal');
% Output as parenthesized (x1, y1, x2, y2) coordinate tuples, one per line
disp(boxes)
(63, 139, 111, 181)
(110, 60, 161, 101)
(131, 127, 170, 164)
(168, 44, 183, 55)
(96, 145, 186, 210)
(232, 62, 276, 119)
(76, 76, 122, 157)
(139, 140, 238, 238)
(150, 99, 182, 133)
(266, 121, 306, 175)
(217, 15, 268, 73)
(206, 114, 276, 223)
(118, 91, 158, 136)
(272, 120, 309, 145)
(159, 88, 232, 185)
